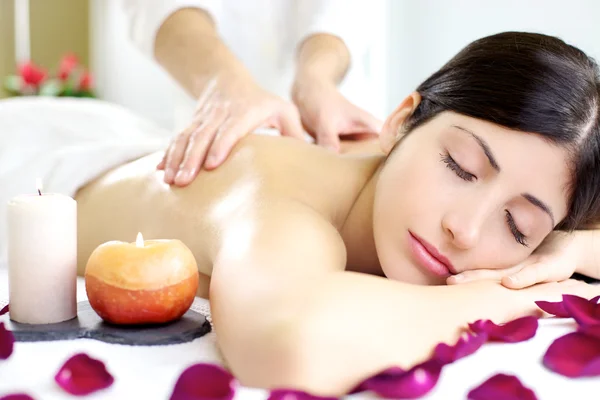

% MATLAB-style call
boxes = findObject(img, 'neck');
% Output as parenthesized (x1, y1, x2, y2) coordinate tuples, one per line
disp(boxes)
(340, 160, 385, 276)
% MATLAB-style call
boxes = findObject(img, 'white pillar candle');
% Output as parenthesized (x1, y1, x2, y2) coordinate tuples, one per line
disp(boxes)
(7, 182, 77, 324)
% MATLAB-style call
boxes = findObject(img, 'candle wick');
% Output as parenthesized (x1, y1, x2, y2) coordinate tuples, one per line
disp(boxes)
(37, 189, 42, 196)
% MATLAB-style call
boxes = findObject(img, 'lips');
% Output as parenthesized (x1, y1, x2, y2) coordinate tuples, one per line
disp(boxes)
(409, 232, 457, 276)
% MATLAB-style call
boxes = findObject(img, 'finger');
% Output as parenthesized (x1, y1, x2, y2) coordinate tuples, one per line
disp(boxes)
(315, 122, 341, 152)
(156, 155, 166, 170)
(163, 133, 191, 184)
(174, 106, 229, 186)
(446, 263, 525, 285)
(163, 99, 216, 183)
(502, 263, 550, 289)
(278, 106, 305, 140)
(446, 269, 506, 285)
(352, 107, 384, 134)
(204, 114, 258, 169)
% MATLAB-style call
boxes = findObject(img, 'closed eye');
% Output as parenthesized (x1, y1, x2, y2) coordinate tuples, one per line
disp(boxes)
(440, 152, 476, 182)
(505, 210, 529, 247)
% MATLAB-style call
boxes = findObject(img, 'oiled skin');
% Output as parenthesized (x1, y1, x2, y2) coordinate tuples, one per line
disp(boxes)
(75, 136, 382, 297)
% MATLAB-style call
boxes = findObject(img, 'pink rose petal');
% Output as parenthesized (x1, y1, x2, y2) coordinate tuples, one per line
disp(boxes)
(0, 304, 8, 316)
(352, 360, 442, 399)
(267, 389, 337, 400)
(469, 316, 538, 343)
(543, 331, 600, 377)
(170, 363, 237, 400)
(433, 332, 487, 366)
(562, 295, 600, 327)
(535, 300, 569, 318)
(54, 353, 114, 395)
(467, 373, 537, 400)
(0, 395, 35, 400)
(579, 324, 600, 340)
(0, 322, 15, 360)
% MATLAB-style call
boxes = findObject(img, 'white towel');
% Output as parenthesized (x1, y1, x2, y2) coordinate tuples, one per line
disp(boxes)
(0, 97, 170, 265)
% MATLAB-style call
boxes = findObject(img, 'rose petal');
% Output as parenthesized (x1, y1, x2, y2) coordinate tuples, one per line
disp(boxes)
(0, 304, 8, 316)
(0, 322, 15, 360)
(579, 324, 600, 340)
(54, 353, 114, 395)
(433, 332, 488, 366)
(170, 363, 237, 400)
(353, 360, 441, 399)
(0, 394, 35, 400)
(543, 331, 600, 377)
(267, 389, 337, 400)
(469, 316, 538, 343)
(535, 300, 570, 318)
(467, 373, 537, 400)
(562, 295, 600, 327)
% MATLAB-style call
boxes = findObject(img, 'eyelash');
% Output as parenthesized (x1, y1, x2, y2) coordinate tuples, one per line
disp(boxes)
(440, 152, 476, 182)
(440, 152, 529, 247)
(505, 210, 529, 247)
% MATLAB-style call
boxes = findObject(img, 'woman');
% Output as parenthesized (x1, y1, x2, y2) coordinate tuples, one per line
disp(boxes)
(4, 31, 600, 395)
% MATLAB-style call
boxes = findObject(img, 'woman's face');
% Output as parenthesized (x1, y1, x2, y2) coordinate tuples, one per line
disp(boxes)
(373, 100, 571, 285)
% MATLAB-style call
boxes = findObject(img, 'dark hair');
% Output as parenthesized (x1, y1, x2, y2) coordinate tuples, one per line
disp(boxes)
(402, 31, 600, 231)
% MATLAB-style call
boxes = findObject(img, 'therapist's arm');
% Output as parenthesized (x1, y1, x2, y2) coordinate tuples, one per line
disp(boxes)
(291, 34, 382, 151)
(294, 34, 351, 87)
(153, 8, 250, 99)
(153, 8, 304, 185)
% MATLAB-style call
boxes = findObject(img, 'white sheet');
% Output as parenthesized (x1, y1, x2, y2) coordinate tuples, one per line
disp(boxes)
(0, 97, 170, 265)
(1, 266, 598, 399)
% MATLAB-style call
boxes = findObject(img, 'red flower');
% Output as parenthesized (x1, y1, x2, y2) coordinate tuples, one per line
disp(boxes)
(54, 353, 114, 396)
(58, 54, 79, 81)
(78, 71, 93, 92)
(17, 61, 46, 87)
(0, 304, 8, 316)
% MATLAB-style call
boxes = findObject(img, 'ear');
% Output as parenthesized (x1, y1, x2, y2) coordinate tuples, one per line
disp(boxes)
(380, 92, 422, 154)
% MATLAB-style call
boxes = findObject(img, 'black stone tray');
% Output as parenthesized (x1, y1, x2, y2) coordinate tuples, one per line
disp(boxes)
(3, 300, 212, 346)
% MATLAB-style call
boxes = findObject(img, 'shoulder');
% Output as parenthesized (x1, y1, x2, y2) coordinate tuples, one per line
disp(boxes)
(213, 197, 348, 283)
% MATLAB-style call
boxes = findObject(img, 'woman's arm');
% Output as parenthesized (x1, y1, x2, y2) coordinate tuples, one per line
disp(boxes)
(208, 201, 581, 396)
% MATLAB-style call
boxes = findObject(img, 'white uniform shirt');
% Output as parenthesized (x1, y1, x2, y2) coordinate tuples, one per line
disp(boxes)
(122, 0, 385, 131)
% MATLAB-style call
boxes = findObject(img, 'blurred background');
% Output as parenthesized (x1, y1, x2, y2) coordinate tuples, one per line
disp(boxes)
(1, 0, 599, 132)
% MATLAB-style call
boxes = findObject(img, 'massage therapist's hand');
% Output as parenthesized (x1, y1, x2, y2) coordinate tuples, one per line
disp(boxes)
(447, 232, 582, 289)
(157, 75, 305, 186)
(291, 77, 383, 152)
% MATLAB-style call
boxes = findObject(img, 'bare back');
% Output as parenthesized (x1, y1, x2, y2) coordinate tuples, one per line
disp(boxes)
(75, 135, 382, 279)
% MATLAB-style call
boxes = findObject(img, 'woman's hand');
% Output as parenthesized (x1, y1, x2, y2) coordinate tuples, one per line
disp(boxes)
(157, 75, 305, 187)
(292, 78, 383, 152)
(447, 232, 583, 289)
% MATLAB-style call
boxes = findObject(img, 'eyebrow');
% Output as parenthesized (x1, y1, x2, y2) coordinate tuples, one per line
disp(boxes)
(451, 125, 556, 226)
(522, 193, 555, 227)
(452, 125, 500, 171)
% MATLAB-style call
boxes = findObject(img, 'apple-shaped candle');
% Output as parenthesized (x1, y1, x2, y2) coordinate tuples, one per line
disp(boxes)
(84, 233, 199, 325)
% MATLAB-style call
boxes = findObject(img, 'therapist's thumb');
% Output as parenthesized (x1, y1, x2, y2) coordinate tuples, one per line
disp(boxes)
(316, 126, 340, 152)
(278, 110, 305, 140)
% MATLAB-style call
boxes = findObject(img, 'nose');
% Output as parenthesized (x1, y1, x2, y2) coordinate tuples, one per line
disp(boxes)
(441, 201, 486, 250)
